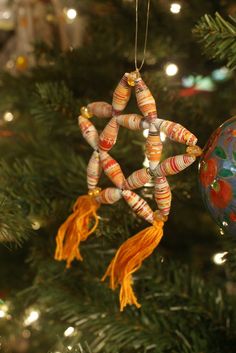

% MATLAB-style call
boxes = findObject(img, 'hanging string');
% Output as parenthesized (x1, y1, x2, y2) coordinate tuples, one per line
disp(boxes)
(134, 0, 151, 72)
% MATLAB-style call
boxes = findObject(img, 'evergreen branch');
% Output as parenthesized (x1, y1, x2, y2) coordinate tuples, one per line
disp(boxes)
(0, 197, 31, 245)
(20, 239, 236, 353)
(193, 12, 236, 69)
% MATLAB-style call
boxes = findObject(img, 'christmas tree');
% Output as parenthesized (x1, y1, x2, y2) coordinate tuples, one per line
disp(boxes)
(0, 1, 236, 352)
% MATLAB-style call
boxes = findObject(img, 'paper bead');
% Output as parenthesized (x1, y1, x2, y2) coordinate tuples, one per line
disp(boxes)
(78, 116, 99, 150)
(122, 190, 154, 223)
(112, 74, 131, 114)
(100, 152, 126, 189)
(99, 117, 119, 152)
(154, 154, 196, 177)
(154, 177, 172, 217)
(146, 124, 163, 170)
(87, 101, 112, 119)
(96, 187, 122, 204)
(125, 168, 151, 190)
(87, 151, 102, 190)
(155, 119, 198, 146)
(135, 78, 157, 122)
(116, 114, 143, 131)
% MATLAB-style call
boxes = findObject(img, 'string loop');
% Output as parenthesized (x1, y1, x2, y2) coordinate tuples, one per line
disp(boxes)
(134, 0, 151, 72)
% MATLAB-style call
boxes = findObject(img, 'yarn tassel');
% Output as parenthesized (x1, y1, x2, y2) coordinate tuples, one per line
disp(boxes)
(102, 220, 165, 311)
(55, 195, 100, 268)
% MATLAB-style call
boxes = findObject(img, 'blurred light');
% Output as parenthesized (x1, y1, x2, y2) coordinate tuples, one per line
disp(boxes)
(170, 3, 181, 14)
(222, 221, 228, 227)
(219, 228, 224, 235)
(67, 346, 72, 351)
(195, 76, 215, 91)
(3, 111, 14, 122)
(31, 220, 41, 230)
(212, 66, 231, 81)
(22, 329, 31, 339)
(213, 252, 228, 265)
(143, 155, 149, 168)
(24, 310, 40, 326)
(160, 132, 166, 142)
(0, 303, 9, 318)
(143, 129, 149, 138)
(65, 8, 77, 20)
(64, 326, 75, 337)
(5, 60, 14, 70)
(182, 75, 195, 88)
(165, 63, 178, 76)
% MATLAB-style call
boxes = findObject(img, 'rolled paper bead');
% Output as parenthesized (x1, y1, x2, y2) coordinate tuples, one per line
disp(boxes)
(99, 117, 119, 152)
(116, 114, 143, 131)
(135, 78, 157, 122)
(112, 74, 131, 114)
(87, 101, 112, 119)
(87, 151, 102, 190)
(78, 115, 99, 150)
(96, 187, 122, 204)
(125, 168, 152, 190)
(154, 154, 196, 177)
(122, 190, 154, 223)
(154, 177, 172, 217)
(155, 119, 198, 146)
(100, 152, 126, 189)
(146, 123, 163, 170)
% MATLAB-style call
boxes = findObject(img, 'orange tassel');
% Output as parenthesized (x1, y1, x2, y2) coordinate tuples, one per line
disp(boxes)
(55, 195, 100, 268)
(102, 220, 165, 311)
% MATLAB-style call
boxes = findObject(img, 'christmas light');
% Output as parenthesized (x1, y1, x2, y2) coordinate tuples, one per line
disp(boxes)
(3, 111, 14, 122)
(64, 326, 75, 337)
(0, 303, 9, 318)
(143, 129, 149, 138)
(24, 310, 40, 326)
(65, 8, 77, 21)
(170, 3, 181, 14)
(31, 220, 41, 230)
(165, 63, 178, 76)
(213, 252, 228, 265)
(219, 228, 224, 235)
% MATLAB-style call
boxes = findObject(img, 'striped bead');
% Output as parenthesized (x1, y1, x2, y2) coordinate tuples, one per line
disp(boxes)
(87, 101, 112, 118)
(96, 187, 122, 204)
(125, 168, 151, 190)
(155, 119, 198, 146)
(112, 74, 131, 114)
(122, 190, 154, 223)
(116, 114, 143, 131)
(146, 124, 163, 170)
(87, 151, 102, 190)
(78, 116, 99, 150)
(154, 177, 171, 217)
(100, 152, 125, 189)
(135, 78, 157, 122)
(99, 117, 119, 152)
(154, 154, 196, 176)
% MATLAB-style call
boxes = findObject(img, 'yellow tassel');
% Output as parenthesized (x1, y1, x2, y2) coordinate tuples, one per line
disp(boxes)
(102, 220, 165, 311)
(54, 194, 100, 268)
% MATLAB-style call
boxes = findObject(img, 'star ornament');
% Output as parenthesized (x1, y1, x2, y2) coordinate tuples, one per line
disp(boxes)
(56, 71, 202, 311)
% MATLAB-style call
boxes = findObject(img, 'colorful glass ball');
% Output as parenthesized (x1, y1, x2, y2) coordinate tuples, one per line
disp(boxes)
(199, 116, 236, 235)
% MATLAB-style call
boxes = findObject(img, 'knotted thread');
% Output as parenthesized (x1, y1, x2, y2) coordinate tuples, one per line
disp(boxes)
(102, 220, 164, 311)
(54, 195, 100, 268)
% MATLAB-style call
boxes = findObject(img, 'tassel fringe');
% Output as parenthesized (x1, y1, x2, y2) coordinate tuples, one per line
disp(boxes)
(54, 195, 100, 268)
(102, 220, 164, 311)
